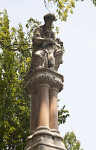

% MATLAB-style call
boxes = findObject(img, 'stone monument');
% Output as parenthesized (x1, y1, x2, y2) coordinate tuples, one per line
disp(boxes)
(24, 13, 66, 150)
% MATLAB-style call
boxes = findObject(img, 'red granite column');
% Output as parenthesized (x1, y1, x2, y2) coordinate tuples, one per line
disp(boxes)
(37, 84, 49, 127)
(30, 90, 37, 133)
(49, 88, 58, 130)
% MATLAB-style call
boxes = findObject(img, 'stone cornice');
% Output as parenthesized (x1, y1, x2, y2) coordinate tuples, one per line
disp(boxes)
(25, 68, 64, 94)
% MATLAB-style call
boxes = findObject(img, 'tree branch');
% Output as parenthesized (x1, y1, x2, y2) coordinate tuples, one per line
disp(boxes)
(0, 40, 32, 52)
(44, 0, 51, 13)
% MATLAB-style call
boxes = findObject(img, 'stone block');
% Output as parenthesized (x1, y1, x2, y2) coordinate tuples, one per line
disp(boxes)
(24, 127, 66, 150)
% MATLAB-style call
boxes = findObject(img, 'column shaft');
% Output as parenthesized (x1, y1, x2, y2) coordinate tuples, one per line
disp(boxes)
(49, 88, 58, 130)
(37, 84, 49, 127)
(30, 90, 37, 133)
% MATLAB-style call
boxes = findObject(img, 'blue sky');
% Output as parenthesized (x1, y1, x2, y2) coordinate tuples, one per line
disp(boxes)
(0, 0, 96, 150)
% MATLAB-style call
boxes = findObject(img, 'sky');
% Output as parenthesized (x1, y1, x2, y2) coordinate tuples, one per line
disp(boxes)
(0, 0, 96, 150)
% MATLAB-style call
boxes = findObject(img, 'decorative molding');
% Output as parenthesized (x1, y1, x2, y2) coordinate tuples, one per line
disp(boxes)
(24, 126, 66, 150)
(25, 68, 64, 94)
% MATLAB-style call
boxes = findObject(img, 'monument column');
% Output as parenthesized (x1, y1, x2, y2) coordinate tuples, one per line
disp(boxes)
(49, 88, 58, 130)
(37, 84, 50, 127)
(24, 13, 66, 150)
(24, 69, 66, 150)
(30, 90, 37, 133)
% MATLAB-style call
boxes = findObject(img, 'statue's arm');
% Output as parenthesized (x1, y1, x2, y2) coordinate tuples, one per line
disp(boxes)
(33, 26, 61, 48)
(32, 26, 54, 45)
(34, 37, 61, 49)
(33, 37, 54, 44)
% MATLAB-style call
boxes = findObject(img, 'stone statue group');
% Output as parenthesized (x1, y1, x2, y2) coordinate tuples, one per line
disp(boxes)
(27, 13, 63, 76)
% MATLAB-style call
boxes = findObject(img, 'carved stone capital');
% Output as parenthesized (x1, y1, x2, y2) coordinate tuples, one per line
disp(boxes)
(25, 68, 64, 94)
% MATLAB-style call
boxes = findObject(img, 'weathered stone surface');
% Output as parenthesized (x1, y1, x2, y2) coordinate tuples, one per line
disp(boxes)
(24, 127, 66, 150)
(24, 13, 66, 150)
(25, 13, 63, 77)
(25, 67, 64, 94)
(30, 90, 37, 133)
(24, 67, 65, 150)
(49, 88, 58, 130)
(37, 85, 49, 127)
(25, 68, 64, 132)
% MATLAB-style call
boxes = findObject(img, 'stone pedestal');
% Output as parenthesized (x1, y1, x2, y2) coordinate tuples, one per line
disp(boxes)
(24, 68, 66, 150)
(24, 127, 65, 150)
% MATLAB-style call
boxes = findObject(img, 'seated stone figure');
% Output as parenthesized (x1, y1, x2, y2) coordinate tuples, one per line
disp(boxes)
(27, 13, 63, 75)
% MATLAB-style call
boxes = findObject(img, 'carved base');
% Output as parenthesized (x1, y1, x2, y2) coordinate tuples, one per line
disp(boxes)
(24, 127, 66, 150)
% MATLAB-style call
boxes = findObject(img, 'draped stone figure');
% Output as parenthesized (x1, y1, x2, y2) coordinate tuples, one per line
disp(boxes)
(26, 13, 63, 76)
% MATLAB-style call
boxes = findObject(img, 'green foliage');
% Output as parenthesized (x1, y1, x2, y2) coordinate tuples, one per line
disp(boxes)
(58, 103, 69, 125)
(0, 10, 31, 150)
(26, 17, 41, 43)
(92, 0, 96, 6)
(45, 0, 84, 21)
(64, 131, 83, 150)
(0, 10, 69, 149)
(45, 0, 96, 21)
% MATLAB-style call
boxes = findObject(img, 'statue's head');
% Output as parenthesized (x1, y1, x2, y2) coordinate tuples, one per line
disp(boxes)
(44, 13, 55, 24)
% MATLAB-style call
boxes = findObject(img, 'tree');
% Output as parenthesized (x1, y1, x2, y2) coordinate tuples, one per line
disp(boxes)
(0, 10, 69, 150)
(92, 0, 96, 6)
(64, 131, 83, 150)
(58, 104, 69, 125)
(0, 10, 31, 150)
